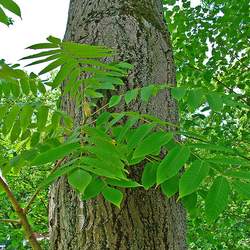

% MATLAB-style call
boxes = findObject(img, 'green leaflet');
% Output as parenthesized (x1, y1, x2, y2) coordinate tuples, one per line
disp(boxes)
(95, 76, 123, 86)
(21, 129, 31, 141)
(39, 58, 64, 75)
(10, 80, 20, 97)
(83, 66, 123, 76)
(116, 62, 133, 70)
(233, 181, 250, 199)
(127, 123, 155, 150)
(157, 146, 190, 184)
(2, 105, 20, 134)
(187, 143, 234, 153)
(68, 168, 92, 194)
(205, 176, 230, 222)
(61, 42, 114, 58)
(21, 49, 61, 60)
(39, 165, 78, 189)
(10, 120, 21, 142)
(84, 142, 124, 171)
(51, 111, 61, 129)
(82, 177, 106, 200)
(29, 79, 37, 96)
(187, 88, 204, 111)
(207, 156, 250, 166)
(102, 186, 123, 208)
(63, 67, 80, 94)
(84, 126, 112, 142)
(53, 62, 75, 88)
(37, 80, 46, 94)
(25, 54, 61, 67)
(36, 105, 49, 131)
(106, 113, 125, 130)
(106, 178, 141, 188)
(179, 160, 209, 198)
(90, 132, 126, 163)
(0, 105, 8, 121)
(80, 59, 124, 73)
(140, 85, 155, 103)
(206, 92, 223, 112)
(142, 162, 158, 190)
(96, 112, 111, 127)
(80, 157, 125, 179)
(26, 43, 59, 50)
(0, 0, 21, 17)
(171, 87, 187, 101)
(20, 78, 30, 95)
(46, 36, 61, 45)
(116, 117, 139, 143)
(0, 83, 2, 98)
(1, 79, 11, 97)
(32, 142, 79, 165)
(85, 89, 103, 98)
(125, 89, 138, 105)
(19, 105, 33, 132)
(133, 131, 173, 159)
(108, 95, 121, 108)
(224, 170, 250, 180)
(182, 192, 198, 216)
(30, 132, 40, 147)
(0, 6, 9, 25)
(161, 174, 179, 198)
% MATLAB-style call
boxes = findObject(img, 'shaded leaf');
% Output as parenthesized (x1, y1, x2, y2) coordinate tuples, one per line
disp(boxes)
(142, 162, 158, 190)
(36, 105, 49, 131)
(171, 87, 187, 100)
(108, 95, 121, 108)
(106, 178, 141, 188)
(233, 181, 250, 199)
(102, 187, 123, 208)
(82, 177, 105, 200)
(205, 176, 230, 222)
(179, 160, 209, 198)
(125, 89, 138, 105)
(206, 92, 223, 112)
(157, 146, 190, 184)
(68, 168, 92, 193)
(133, 131, 173, 159)
(32, 143, 79, 165)
(161, 174, 179, 198)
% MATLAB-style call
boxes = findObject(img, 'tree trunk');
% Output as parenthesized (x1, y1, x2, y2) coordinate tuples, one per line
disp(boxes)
(49, 0, 186, 249)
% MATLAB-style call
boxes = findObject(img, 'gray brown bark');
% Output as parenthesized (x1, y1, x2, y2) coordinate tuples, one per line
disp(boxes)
(49, 0, 186, 249)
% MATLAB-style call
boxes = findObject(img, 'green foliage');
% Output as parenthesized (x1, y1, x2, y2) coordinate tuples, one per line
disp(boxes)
(0, 0, 249, 248)
(188, 199, 250, 249)
(68, 168, 92, 193)
(164, 0, 249, 247)
(0, 0, 21, 26)
(179, 160, 209, 198)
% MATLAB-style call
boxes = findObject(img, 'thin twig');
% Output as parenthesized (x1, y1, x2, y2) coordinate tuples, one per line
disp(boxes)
(0, 218, 20, 224)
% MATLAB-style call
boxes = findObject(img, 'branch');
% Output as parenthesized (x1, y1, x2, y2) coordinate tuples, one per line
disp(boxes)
(0, 176, 42, 250)
(24, 157, 66, 214)
(0, 218, 20, 224)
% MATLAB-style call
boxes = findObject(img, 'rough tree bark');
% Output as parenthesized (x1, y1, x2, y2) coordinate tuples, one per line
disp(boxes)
(49, 0, 186, 249)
